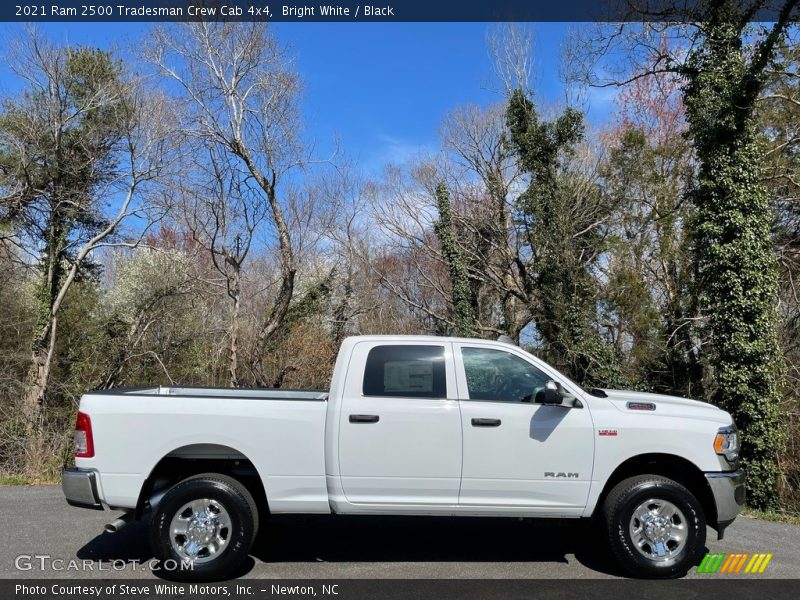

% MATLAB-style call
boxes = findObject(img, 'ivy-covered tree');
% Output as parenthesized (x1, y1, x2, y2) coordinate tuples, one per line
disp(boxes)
(759, 41, 800, 508)
(680, 2, 798, 509)
(571, 0, 799, 509)
(505, 90, 627, 386)
(433, 182, 479, 337)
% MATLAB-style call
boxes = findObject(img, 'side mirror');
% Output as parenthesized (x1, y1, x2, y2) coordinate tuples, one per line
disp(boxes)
(543, 380, 560, 405)
(536, 380, 582, 408)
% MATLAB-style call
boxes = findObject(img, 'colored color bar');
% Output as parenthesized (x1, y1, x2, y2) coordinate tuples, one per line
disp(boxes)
(758, 554, 773, 573)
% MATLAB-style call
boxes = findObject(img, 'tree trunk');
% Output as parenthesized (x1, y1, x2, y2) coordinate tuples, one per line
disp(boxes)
(24, 210, 66, 430)
(433, 183, 478, 337)
(228, 273, 241, 388)
(24, 314, 57, 416)
(22, 315, 58, 477)
(250, 269, 296, 386)
(232, 144, 297, 387)
(332, 271, 354, 345)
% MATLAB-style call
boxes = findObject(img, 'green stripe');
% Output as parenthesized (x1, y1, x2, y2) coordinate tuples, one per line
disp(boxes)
(708, 553, 726, 573)
(697, 553, 726, 573)
(697, 554, 712, 573)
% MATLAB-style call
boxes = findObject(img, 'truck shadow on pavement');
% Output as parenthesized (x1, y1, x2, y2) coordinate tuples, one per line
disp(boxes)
(251, 515, 627, 576)
(77, 513, 638, 578)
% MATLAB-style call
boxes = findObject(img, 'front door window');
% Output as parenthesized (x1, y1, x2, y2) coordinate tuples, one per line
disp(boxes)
(461, 347, 550, 403)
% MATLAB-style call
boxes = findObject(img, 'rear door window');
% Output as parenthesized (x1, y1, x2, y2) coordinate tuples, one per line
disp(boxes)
(363, 345, 446, 398)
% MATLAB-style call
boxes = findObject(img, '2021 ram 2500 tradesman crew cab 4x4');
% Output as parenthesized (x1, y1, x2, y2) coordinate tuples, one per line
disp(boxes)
(62, 335, 744, 579)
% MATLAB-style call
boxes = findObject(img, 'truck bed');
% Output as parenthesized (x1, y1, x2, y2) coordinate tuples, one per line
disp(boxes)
(77, 385, 331, 514)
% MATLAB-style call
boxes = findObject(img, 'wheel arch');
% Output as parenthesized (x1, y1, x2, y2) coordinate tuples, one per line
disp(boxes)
(592, 453, 717, 528)
(135, 443, 269, 521)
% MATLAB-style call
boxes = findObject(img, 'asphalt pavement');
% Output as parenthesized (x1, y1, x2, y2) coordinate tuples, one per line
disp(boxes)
(2, 485, 798, 579)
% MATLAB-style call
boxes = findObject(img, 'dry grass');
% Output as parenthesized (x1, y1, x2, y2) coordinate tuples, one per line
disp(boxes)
(743, 508, 800, 526)
(778, 410, 800, 513)
(0, 396, 73, 483)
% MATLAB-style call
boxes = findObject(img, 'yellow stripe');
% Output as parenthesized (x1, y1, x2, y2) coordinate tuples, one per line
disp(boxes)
(744, 554, 760, 573)
(734, 553, 750, 573)
(758, 554, 773, 573)
(750, 554, 766, 573)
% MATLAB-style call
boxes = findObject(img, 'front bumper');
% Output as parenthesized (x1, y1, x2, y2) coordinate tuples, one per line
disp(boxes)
(62, 467, 103, 510)
(705, 469, 745, 538)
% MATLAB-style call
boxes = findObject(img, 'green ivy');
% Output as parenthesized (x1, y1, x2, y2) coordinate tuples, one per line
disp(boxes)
(433, 183, 479, 337)
(506, 90, 628, 387)
(682, 12, 787, 509)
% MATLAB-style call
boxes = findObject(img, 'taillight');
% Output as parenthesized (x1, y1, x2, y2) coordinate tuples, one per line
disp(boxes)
(74, 411, 94, 458)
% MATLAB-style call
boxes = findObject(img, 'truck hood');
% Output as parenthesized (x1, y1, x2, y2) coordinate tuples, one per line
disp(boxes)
(600, 389, 733, 425)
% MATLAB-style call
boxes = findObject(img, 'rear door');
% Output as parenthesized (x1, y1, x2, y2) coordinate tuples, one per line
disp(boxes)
(337, 341, 462, 505)
(455, 344, 595, 515)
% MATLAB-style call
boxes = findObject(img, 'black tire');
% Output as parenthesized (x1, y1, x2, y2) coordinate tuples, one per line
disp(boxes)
(602, 474, 706, 578)
(150, 473, 258, 581)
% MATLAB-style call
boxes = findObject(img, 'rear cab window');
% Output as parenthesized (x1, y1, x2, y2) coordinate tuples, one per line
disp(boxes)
(363, 345, 446, 398)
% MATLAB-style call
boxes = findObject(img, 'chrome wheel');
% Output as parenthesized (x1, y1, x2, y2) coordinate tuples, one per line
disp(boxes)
(629, 498, 687, 562)
(169, 498, 232, 563)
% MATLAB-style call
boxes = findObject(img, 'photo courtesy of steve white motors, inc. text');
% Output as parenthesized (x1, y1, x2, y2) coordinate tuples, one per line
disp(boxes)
(14, 584, 339, 597)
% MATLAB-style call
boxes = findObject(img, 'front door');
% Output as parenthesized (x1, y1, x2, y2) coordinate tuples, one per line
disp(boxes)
(338, 342, 462, 505)
(455, 344, 595, 515)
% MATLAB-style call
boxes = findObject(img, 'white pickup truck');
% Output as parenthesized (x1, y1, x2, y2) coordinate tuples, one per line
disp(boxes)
(62, 335, 744, 580)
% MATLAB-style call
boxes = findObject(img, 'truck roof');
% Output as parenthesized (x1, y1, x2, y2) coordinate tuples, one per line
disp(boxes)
(343, 334, 518, 348)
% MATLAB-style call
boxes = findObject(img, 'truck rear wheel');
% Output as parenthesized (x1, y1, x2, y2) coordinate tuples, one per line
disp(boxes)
(150, 473, 257, 581)
(602, 475, 706, 578)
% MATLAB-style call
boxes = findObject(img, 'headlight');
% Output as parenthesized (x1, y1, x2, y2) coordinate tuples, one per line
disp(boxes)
(713, 426, 739, 463)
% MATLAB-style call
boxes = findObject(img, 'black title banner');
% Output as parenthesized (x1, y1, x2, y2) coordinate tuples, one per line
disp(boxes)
(2, 0, 798, 22)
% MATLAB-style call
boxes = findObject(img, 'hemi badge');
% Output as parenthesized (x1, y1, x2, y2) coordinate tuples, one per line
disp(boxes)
(598, 429, 618, 437)
(627, 401, 656, 411)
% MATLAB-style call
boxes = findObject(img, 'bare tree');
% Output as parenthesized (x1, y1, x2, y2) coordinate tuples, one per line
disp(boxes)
(179, 146, 270, 387)
(146, 22, 304, 386)
(370, 102, 534, 340)
(439, 103, 530, 338)
(487, 23, 534, 98)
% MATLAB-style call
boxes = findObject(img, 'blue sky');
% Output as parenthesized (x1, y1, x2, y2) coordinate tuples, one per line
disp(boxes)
(0, 22, 616, 173)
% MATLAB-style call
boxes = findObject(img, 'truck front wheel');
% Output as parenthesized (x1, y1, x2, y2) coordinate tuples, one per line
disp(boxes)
(150, 474, 257, 581)
(602, 475, 706, 578)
